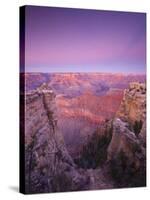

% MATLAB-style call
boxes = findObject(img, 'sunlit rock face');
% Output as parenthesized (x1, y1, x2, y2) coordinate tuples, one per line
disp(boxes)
(108, 82, 146, 161)
(24, 84, 87, 194)
(116, 82, 146, 144)
(117, 82, 146, 122)
(106, 83, 146, 188)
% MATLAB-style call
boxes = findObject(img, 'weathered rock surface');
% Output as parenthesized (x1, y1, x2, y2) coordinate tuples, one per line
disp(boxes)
(23, 81, 146, 192)
(24, 84, 87, 193)
(107, 82, 146, 187)
(107, 118, 145, 164)
(116, 82, 146, 143)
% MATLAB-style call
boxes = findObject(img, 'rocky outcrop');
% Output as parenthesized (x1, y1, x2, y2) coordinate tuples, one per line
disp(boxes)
(106, 82, 146, 160)
(23, 81, 146, 192)
(107, 118, 146, 187)
(24, 84, 87, 194)
(107, 118, 145, 164)
(107, 82, 146, 187)
(117, 82, 146, 121)
(117, 82, 146, 144)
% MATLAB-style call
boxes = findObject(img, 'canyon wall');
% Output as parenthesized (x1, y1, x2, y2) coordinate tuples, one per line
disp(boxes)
(22, 81, 146, 192)
(24, 84, 87, 193)
(107, 82, 146, 187)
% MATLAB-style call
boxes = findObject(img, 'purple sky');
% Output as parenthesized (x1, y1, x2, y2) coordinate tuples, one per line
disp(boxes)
(23, 6, 146, 73)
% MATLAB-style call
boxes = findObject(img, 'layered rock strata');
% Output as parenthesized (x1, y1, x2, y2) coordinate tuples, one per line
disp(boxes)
(24, 84, 87, 193)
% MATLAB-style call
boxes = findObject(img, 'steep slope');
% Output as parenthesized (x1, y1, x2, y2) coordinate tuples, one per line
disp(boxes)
(107, 82, 146, 187)
(24, 84, 88, 193)
(56, 90, 123, 157)
(23, 80, 146, 192)
(107, 118, 145, 163)
(79, 82, 146, 188)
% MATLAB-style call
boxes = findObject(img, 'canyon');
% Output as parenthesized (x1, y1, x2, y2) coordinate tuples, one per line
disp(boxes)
(22, 73, 146, 193)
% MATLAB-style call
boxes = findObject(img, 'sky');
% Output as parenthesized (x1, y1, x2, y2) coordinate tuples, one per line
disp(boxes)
(22, 6, 146, 73)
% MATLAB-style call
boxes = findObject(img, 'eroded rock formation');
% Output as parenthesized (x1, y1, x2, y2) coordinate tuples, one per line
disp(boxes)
(107, 82, 146, 187)
(24, 84, 87, 193)
(117, 82, 146, 144)
(107, 118, 145, 164)
(23, 81, 146, 192)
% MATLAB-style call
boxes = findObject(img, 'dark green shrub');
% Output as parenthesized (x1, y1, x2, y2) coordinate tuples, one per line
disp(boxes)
(133, 120, 143, 136)
(109, 151, 128, 184)
(75, 125, 112, 169)
(109, 150, 146, 188)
